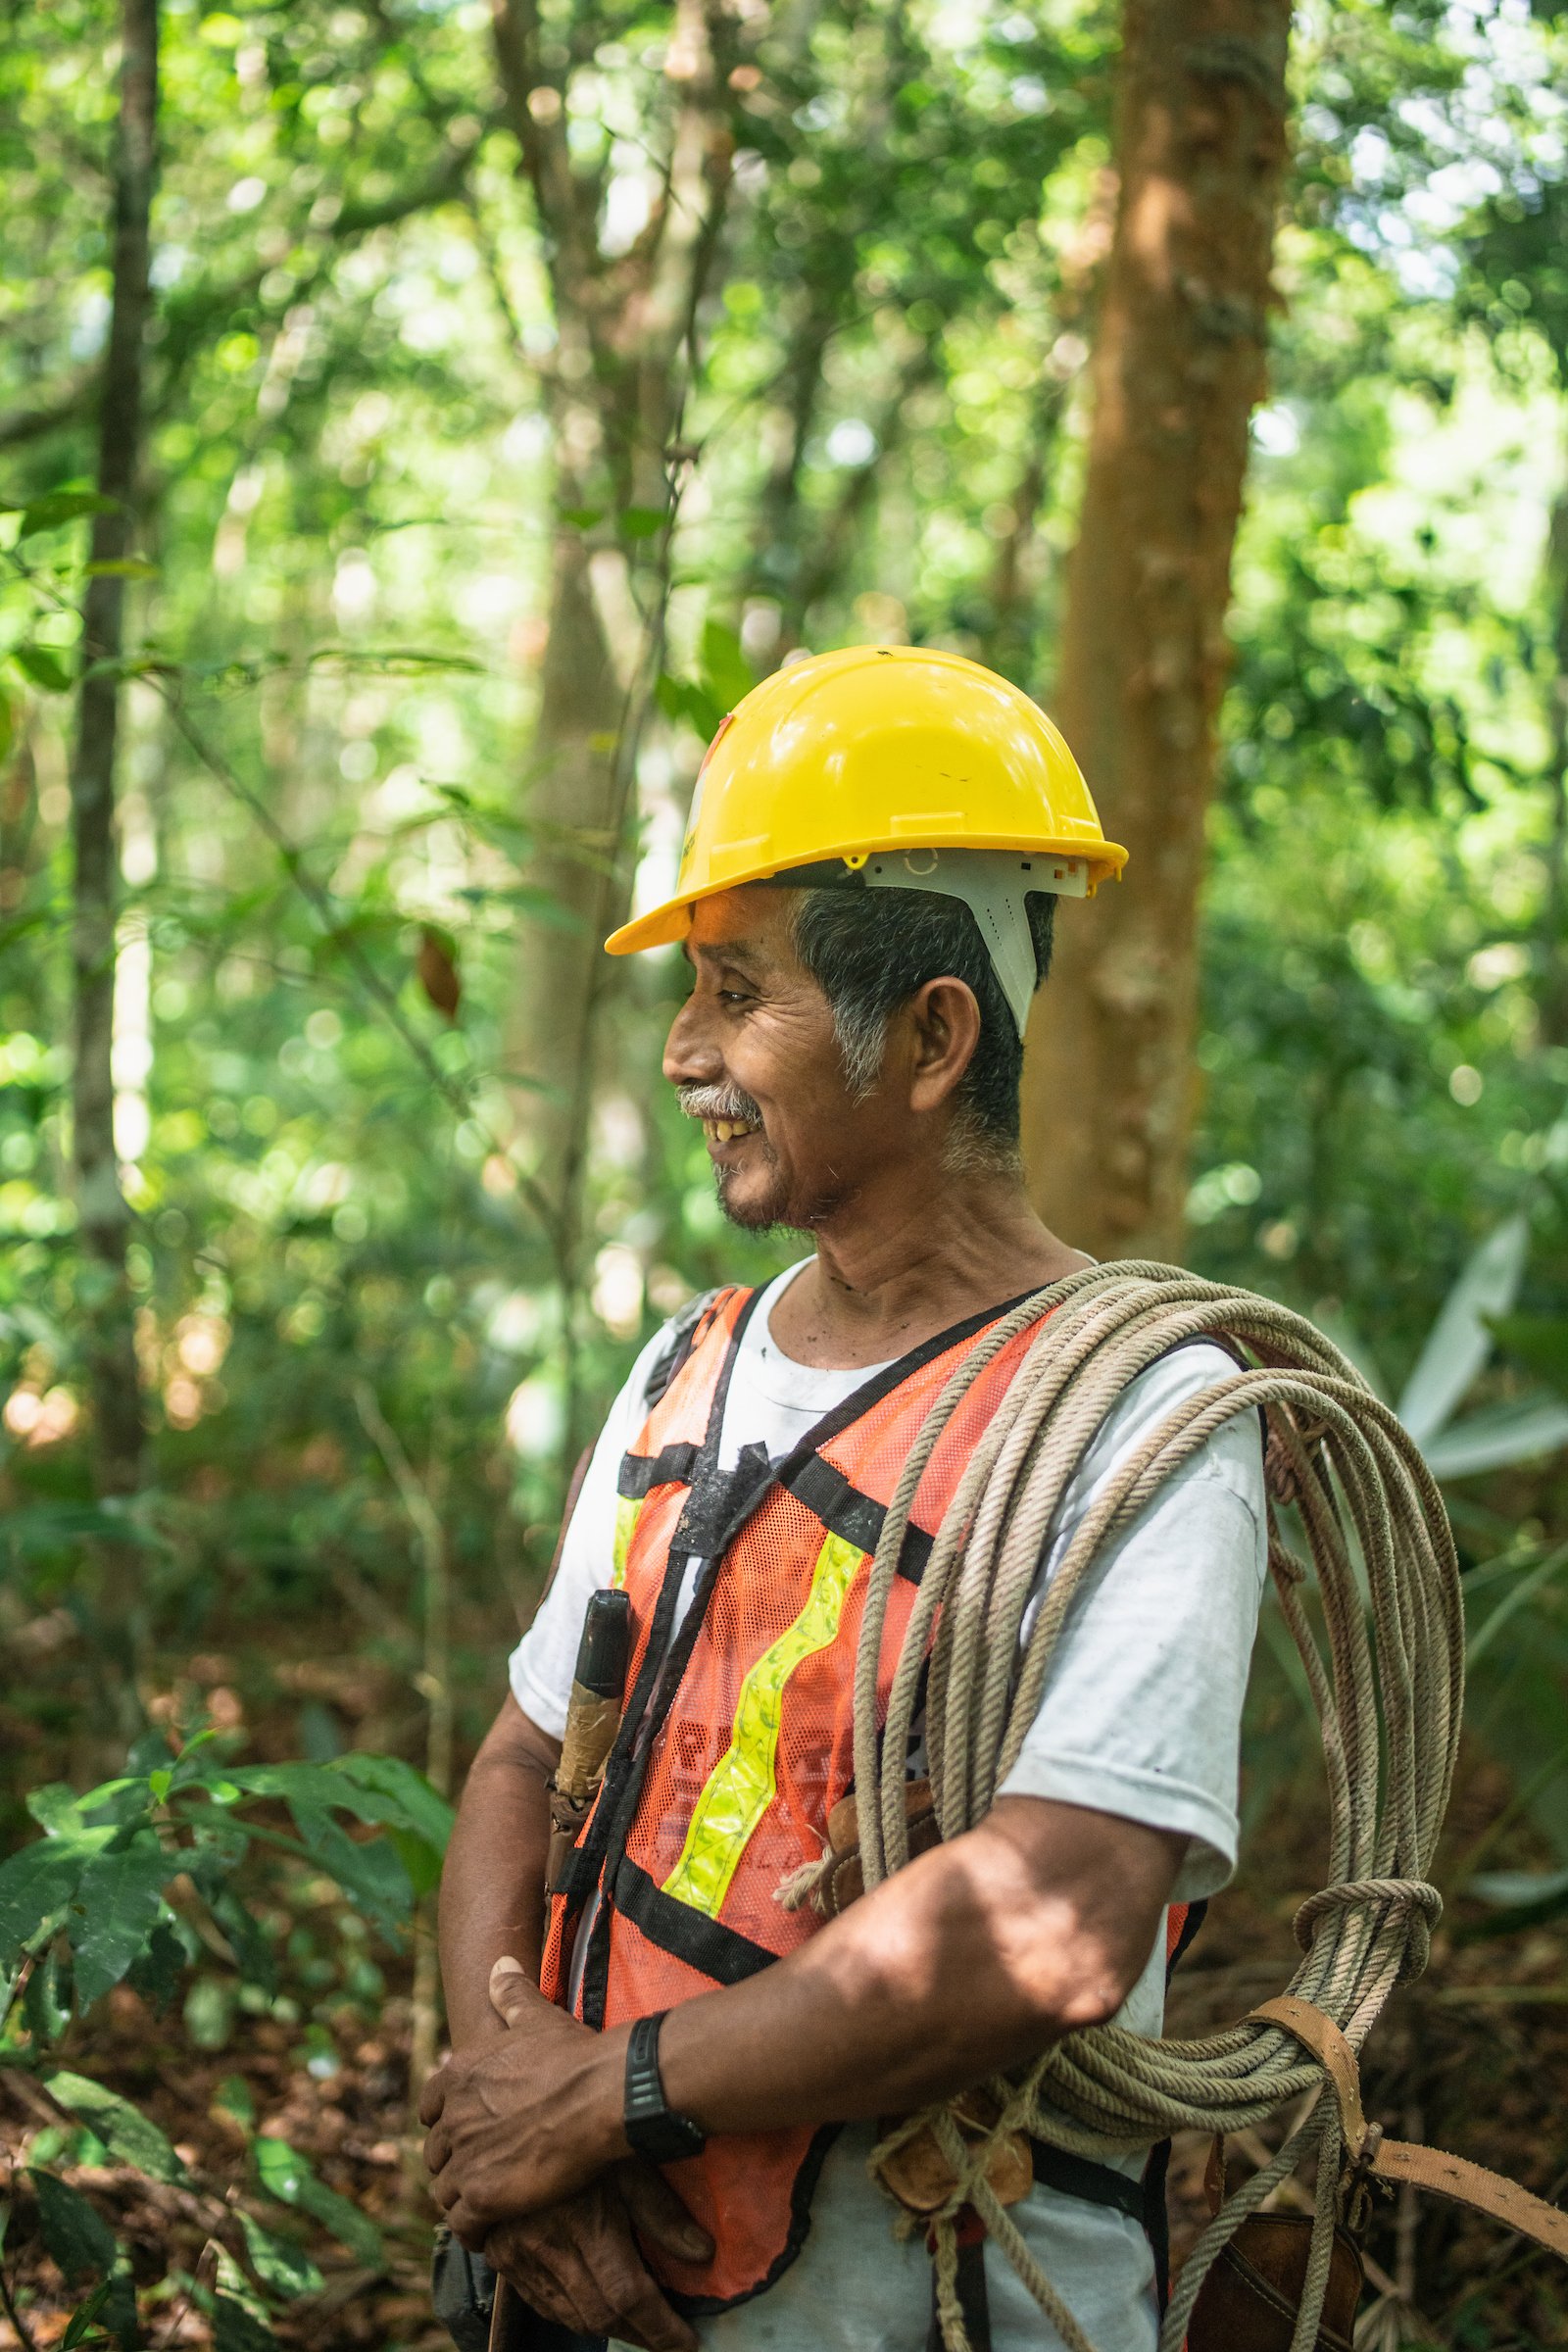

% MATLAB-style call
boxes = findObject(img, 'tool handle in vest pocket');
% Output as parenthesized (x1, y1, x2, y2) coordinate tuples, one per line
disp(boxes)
(545, 1590, 631, 1893)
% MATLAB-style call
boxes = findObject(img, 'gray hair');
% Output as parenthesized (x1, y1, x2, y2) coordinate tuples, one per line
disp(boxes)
(790, 884, 1054, 1156)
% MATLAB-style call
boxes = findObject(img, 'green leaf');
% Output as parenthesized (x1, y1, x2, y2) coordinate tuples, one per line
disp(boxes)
(222, 1767, 418, 1931)
(253, 2136, 381, 2267)
(1424, 1395, 1568, 1480)
(699, 616, 754, 710)
(207, 1888, 277, 1995)
(82, 559, 158, 579)
(1457, 1882, 1568, 1937)
(0, 1841, 91, 1961)
(213, 2295, 280, 2352)
(618, 504, 665, 540)
(126, 1919, 185, 2014)
(560, 506, 603, 530)
(386, 1824, 442, 1900)
(1396, 1212, 1528, 1445)
(46, 2074, 188, 2184)
(1470, 1859, 1568, 1909)
(214, 2075, 256, 2133)
(27, 1784, 86, 1836)
(77, 1776, 157, 1830)
(184, 1975, 236, 2051)
(29, 2170, 118, 2283)
(309, 1815, 411, 1931)
(328, 1753, 454, 1852)
(13, 643, 75, 693)
(19, 491, 116, 536)
(238, 2211, 323, 2300)
(23, 1946, 73, 2045)
(61, 2277, 115, 2348)
(1490, 1312, 1568, 1400)
(224, 1761, 358, 1811)
(4, 1503, 161, 1559)
(656, 671, 724, 742)
(70, 1837, 177, 2007)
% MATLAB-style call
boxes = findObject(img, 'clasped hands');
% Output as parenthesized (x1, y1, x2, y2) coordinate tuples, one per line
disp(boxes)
(420, 1959, 710, 2352)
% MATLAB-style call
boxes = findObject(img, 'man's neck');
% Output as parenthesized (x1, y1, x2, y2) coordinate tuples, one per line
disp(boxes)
(766, 1164, 1089, 1370)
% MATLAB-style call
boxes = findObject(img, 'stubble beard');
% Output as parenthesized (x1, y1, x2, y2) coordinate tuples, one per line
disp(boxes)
(717, 1148, 857, 1234)
(675, 1081, 854, 1234)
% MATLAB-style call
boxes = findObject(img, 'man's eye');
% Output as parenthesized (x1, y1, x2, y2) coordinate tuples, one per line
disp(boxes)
(717, 989, 753, 1006)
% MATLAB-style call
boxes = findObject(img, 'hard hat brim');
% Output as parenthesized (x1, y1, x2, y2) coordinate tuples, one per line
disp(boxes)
(606, 832, 1128, 956)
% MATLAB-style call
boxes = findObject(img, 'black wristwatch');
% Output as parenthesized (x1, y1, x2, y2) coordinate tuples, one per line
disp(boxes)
(623, 2011, 707, 2163)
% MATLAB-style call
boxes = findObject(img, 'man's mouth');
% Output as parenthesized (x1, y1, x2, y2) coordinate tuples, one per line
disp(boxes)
(677, 1085, 764, 1152)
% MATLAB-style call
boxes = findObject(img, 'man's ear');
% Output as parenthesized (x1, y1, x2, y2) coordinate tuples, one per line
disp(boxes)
(906, 976, 982, 1115)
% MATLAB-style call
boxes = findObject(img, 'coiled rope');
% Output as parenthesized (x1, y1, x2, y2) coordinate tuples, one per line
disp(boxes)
(852, 1263, 1463, 2352)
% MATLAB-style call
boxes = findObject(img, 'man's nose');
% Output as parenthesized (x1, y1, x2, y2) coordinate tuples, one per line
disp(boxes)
(663, 991, 723, 1087)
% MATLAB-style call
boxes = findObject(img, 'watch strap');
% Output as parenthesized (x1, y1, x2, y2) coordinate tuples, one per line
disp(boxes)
(623, 2010, 707, 2163)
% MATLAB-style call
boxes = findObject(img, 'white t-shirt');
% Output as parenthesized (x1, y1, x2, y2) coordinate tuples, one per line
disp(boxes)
(509, 1261, 1267, 2352)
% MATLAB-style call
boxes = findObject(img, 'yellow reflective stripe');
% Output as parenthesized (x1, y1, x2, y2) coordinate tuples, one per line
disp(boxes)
(612, 1494, 643, 1588)
(662, 1531, 865, 1919)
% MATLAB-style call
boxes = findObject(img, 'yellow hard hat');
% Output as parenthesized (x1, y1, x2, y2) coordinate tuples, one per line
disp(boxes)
(605, 644, 1125, 959)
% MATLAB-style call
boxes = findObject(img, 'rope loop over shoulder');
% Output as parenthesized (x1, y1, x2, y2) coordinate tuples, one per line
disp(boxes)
(851, 1262, 1467, 2352)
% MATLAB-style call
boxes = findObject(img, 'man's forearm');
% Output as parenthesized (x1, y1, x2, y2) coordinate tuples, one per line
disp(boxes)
(456, 1793, 1187, 2225)
(650, 1797, 1182, 2138)
(438, 1695, 560, 2048)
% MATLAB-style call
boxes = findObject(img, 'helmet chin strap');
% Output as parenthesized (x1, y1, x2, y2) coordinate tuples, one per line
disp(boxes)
(858, 849, 1087, 1040)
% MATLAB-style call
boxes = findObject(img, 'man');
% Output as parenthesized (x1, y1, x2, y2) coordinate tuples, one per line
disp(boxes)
(422, 648, 1266, 2352)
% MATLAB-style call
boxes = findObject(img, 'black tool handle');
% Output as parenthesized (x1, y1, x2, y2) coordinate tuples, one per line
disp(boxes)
(573, 1586, 631, 1700)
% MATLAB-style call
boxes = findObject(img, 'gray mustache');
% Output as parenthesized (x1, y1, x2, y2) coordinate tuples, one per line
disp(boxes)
(676, 1083, 764, 1124)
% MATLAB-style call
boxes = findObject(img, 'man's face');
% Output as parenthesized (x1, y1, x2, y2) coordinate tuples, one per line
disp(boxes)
(662, 889, 879, 1232)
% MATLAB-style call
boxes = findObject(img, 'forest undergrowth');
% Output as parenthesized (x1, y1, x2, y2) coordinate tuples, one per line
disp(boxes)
(2, 1540, 1565, 2352)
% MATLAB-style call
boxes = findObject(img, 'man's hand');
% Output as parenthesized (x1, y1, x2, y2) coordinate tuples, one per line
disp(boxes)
(486, 2161, 710, 2352)
(420, 1956, 630, 2240)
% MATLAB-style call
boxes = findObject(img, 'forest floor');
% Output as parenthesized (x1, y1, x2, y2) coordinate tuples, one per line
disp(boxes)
(2, 1626, 1565, 2352)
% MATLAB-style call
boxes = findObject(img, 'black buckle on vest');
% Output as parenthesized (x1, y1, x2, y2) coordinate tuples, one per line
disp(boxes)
(673, 1439, 776, 1558)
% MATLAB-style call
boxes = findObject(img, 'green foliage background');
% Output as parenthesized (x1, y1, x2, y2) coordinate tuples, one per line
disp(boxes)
(3, 0, 1568, 2344)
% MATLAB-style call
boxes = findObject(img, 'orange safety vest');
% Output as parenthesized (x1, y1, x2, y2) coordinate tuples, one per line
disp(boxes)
(541, 1284, 1191, 2314)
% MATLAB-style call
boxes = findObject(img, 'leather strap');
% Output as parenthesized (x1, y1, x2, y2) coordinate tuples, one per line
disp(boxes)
(1247, 1995, 1568, 2263)
(1372, 2139, 1568, 2260)
(1248, 1996, 1369, 2157)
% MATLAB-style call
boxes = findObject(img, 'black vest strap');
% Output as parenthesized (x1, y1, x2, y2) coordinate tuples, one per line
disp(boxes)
(1030, 2138, 1147, 2225)
(612, 1855, 776, 1985)
(776, 1452, 934, 1585)
(617, 1441, 701, 1499)
(579, 1285, 1051, 2027)
(574, 1287, 765, 2021)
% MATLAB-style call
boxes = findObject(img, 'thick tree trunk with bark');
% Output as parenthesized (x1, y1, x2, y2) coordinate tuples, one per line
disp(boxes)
(1022, 0, 1291, 1261)
(69, 0, 158, 1497)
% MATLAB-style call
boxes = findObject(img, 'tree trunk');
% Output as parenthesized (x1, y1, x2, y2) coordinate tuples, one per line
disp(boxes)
(492, 0, 734, 1226)
(69, 0, 158, 1497)
(509, 520, 624, 1236)
(1539, 482, 1568, 1051)
(1021, 0, 1291, 1262)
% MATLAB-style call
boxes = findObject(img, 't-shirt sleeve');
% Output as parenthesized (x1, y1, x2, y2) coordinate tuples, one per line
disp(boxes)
(507, 1324, 671, 1740)
(996, 1343, 1267, 1902)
